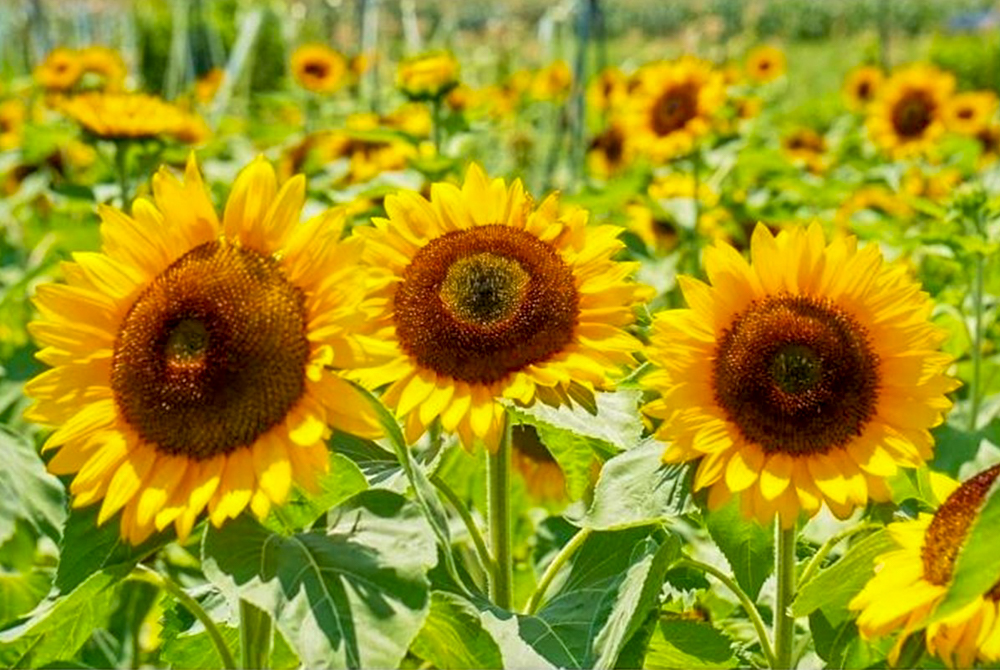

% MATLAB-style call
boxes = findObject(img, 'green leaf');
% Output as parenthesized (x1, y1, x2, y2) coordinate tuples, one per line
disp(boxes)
(202, 490, 435, 670)
(410, 592, 502, 670)
(263, 452, 368, 532)
(791, 529, 896, 624)
(481, 524, 679, 669)
(0, 568, 52, 629)
(644, 618, 737, 669)
(515, 420, 595, 500)
(704, 497, 774, 601)
(584, 439, 693, 530)
(55, 504, 174, 594)
(508, 389, 644, 456)
(931, 474, 1000, 623)
(0, 425, 66, 545)
(0, 569, 122, 668)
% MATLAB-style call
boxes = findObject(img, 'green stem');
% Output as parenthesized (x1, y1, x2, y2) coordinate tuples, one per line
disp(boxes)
(526, 527, 592, 614)
(678, 557, 776, 668)
(798, 523, 878, 590)
(774, 525, 797, 669)
(239, 599, 272, 670)
(487, 411, 514, 609)
(129, 565, 237, 670)
(431, 97, 443, 155)
(970, 251, 984, 431)
(114, 140, 131, 209)
(430, 472, 495, 580)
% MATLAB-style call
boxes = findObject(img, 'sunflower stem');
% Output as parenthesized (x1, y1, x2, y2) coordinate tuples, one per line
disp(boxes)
(129, 564, 237, 670)
(774, 525, 797, 669)
(239, 599, 272, 670)
(969, 250, 984, 431)
(429, 472, 495, 583)
(114, 140, 131, 209)
(487, 411, 514, 609)
(526, 527, 592, 615)
(431, 97, 443, 155)
(797, 522, 878, 590)
(677, 557, 776, 668)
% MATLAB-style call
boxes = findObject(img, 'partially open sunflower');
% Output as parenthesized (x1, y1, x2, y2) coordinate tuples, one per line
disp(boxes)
(34, 47, 83, 91)
(843, 65, 883, 111)
(867, 64, 955, 159)
(352, 164, 648, 451)
(643, 223, 957, 527)
(60, 92, 206, 143)
(25, 155, 380, 544)
(851, 465, 1000, 668)
(511, 425, 568, 501)
(944, 90, 997, 136)
(623, 56, 725, 163)
(291, 44, 348, 94)
(745, 45, 786, 83)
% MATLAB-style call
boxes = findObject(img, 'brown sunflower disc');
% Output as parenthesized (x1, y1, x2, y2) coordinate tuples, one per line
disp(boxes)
(651, 83, 699, 136)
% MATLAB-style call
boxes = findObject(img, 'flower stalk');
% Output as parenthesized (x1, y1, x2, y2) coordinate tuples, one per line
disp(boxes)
(487, 411, 514, 609)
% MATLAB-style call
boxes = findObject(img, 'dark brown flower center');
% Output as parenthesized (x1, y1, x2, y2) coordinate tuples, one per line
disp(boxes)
(713, 294, 880, 456)
(590, 126, 625, 165)
(892, 91, 935, 138)
(394, 224, 579, 385)
(957, 106, 974, 120)
(857, 81, 872, 100)
(651, 84, 698, 136)
(111, 240, 310, 459)
(921, 465, 1000, 601)
(303, 61, 329, 79)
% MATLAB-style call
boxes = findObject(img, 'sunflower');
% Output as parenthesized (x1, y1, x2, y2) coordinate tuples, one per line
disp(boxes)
(843, 66, 883, 111)
(60, 92, 206, 143)
(867, 64, 955, 159)
(851, 465, 1000, 668)
(511, 424, 568, 501)
(291, 44, 348, 94)
(529, 61, 573, 102)
(0, 99, 26, 151)
(587, 67, 627, 115)
(944, 90, 997, 136)
(79, 46, 127, 92)
(977, 123, 1000, 166)
(397, 52, 460, 101)
(745, 45, 786, 83)
(587, 122, 628, 178)
(195, 67, 225, 103)
(24, 155, 381, 544)
(642, 223, 957, 527)
(834, 185, 912, 231)
(34, 48, 83, 91)
(781, 128, 827, 173)
(352, 164, 648, 451)
(623, 56, 725, 163)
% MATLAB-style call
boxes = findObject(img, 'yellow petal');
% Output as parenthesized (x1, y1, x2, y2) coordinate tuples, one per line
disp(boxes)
(252, 433, 293, 505)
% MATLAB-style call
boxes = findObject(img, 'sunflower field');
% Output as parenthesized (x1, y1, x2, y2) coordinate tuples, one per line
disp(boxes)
(2, 0, 1000, 668)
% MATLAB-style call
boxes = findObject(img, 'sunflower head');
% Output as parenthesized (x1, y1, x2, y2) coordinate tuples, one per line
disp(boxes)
(397, 52, 460, 101)
(852, 465, 1000, 668)
(352, 164, 648, 451)
(624, 56, 725, 163)
(587, 67, 627, 113)
(78, 46, 127, 92)
(511, 424, 569, 501)
(944, 90, 997, 136)
(867, 64, 955, 159)
(781, 128, 827, 173)
(746, 45, 786, 83)
(34, 48, 83, 91)
(587, 123, 628, 178)
(291, 44, 348, 94)
(25, 154, 381, 544)
(529, 61, 573, 102)
(643, 222, 957, 527)
(60, 92, 207, 143)
(843, 66, 883, 111)
(0, 99, 26, 151)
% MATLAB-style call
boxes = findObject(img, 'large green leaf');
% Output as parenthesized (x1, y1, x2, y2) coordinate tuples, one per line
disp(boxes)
(584, 439, 693, 530)
(480, 524, 679, 670)
(410, 591, 503, 670)
(0, 426, 65, 545)
(263, 452, 369, 532)
(704, 497, 774, 601)
(792, 529, 895, 624)
(931, 474, 1000, 623)
(644, 618, 737, 669)
(0, 568, 52, 630)
(202, 490, 435, 669)
(0, 569, 122, 668)
(55, 504, 174, 594)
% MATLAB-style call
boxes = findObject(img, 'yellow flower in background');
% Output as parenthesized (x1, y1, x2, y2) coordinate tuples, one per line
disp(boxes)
(587, 67, 627, 115)
(867, 64, 955, 159)
(623, 56, 725, 162)
(79, 46, 127, 91)
(902, 166, 962, 201)
(843, 66, 883, 111)
(649, 172, 719, 206)
(511, 425, 569, 501)
(352, 165, 648, 451)
(0, 99, 26, 151)
(781, 128, 828, 173)
(944, 90, 997, 136)
(397, 52, 460, 100)
(851, 465, 1000, 668)
(34, 48, 83, 91)
(977, 123, 1000, 166)
(643, 223, 957, 527)
(530, 60, 572, 102)
(383, 102, 433, 138)
(835, 185, 913, 230)
(587, 123, 628, 178)
(60, 92, 207, 143)
(291, 44, 348, 94)
(195, 67, 225, 103)
(24, 155, 381, 544)
(745, 45, 786, 83)
(626, 202, 680, 253)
